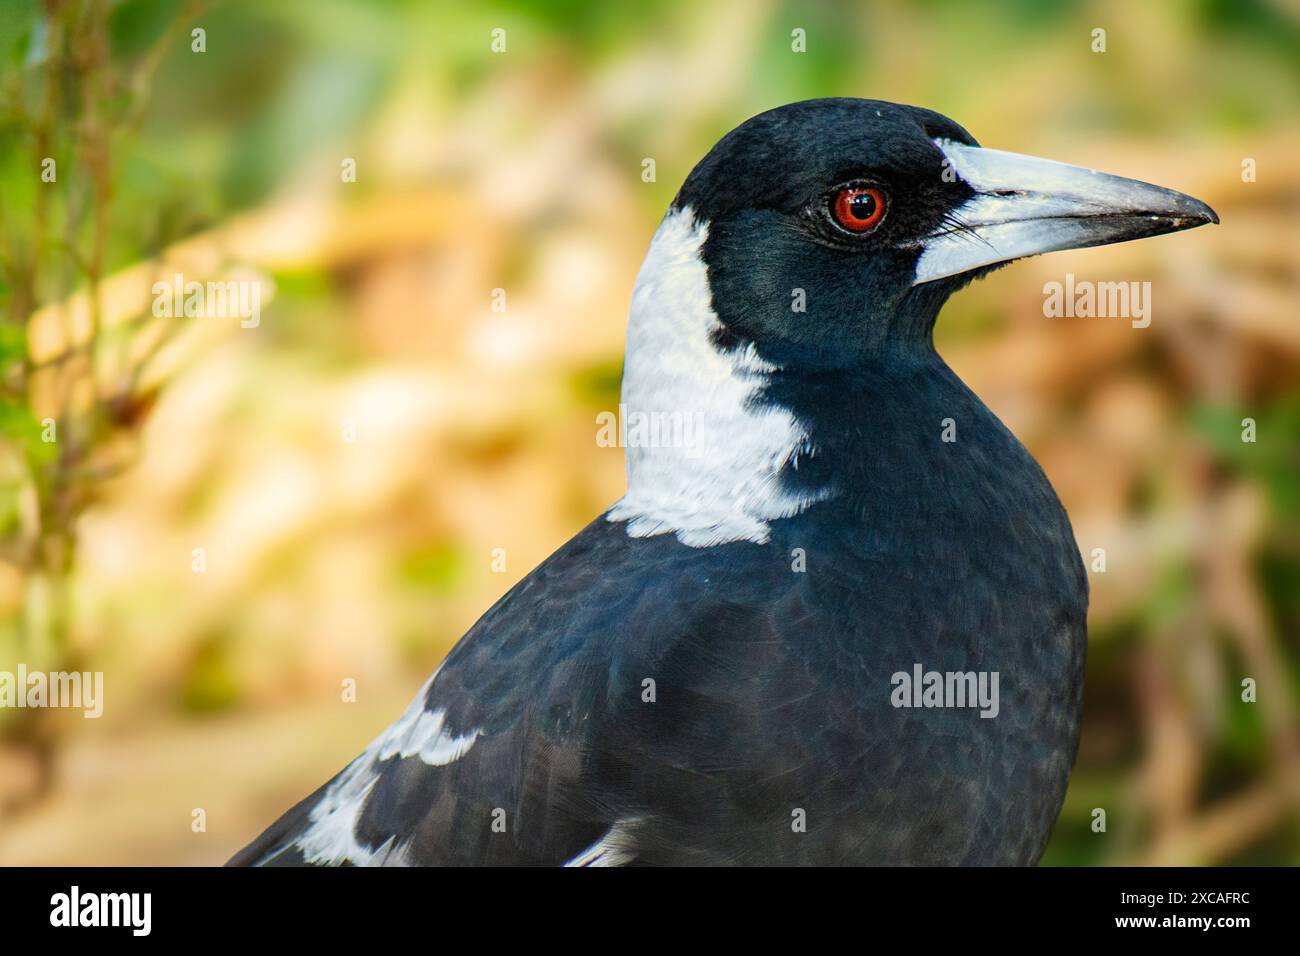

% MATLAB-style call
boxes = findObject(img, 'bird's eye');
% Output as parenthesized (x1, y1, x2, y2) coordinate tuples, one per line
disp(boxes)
(829, 184, 887, 234)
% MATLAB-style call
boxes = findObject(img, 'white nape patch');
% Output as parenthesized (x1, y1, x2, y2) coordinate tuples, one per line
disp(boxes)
(564, 819, 640, 867)
(606, 207, 824, 548)
(292, 669, 479, 866)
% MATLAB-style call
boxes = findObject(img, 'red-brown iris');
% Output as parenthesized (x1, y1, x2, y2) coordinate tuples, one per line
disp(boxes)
(831, 185, 887, 233)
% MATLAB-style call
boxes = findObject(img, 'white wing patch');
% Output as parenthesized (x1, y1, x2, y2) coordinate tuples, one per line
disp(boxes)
(564, 819, 641, 867)
(292, 670, 480, 866)
(607, 207, 827, 547)
(294, 755, 395, 866)
(378, 700, 482, 766)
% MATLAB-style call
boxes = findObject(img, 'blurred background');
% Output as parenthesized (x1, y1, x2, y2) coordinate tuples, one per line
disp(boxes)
(0, 0, 1297, 866)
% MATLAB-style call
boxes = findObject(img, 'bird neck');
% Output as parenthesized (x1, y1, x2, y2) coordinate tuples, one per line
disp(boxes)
(603, 208, 992, 553)
(605, 210, 829, 548)
(761, 351, 1069, 567)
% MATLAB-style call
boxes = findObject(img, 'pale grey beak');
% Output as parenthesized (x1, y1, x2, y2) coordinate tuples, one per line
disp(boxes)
(912, 139, 1219, 285)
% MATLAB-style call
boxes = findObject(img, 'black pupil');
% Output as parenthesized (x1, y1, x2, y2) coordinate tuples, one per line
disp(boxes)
(848, 192, 876, 220)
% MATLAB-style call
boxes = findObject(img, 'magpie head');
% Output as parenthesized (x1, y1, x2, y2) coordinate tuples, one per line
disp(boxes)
(672, 97, 1218, 370)
(612, 98, 1216, 546)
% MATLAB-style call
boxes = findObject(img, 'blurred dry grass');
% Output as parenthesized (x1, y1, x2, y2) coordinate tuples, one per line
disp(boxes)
(0, 0, 1298, 865)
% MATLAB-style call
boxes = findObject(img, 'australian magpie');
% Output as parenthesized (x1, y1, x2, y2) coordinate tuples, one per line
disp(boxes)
(229, 98, 1216, 866)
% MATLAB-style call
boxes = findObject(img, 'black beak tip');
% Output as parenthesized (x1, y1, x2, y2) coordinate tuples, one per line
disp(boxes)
(1159, 197, 1218, 233)
(1186, 196, 1220, 226)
